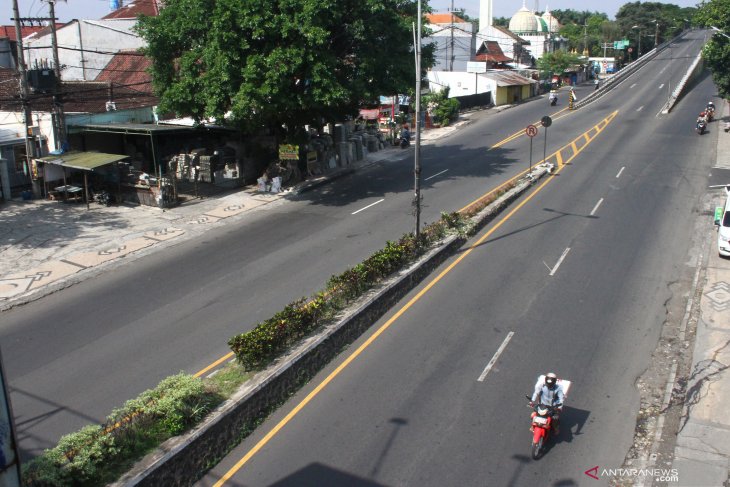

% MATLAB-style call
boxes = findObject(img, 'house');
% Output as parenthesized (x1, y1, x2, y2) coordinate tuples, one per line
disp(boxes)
(425, 13, 477, 72)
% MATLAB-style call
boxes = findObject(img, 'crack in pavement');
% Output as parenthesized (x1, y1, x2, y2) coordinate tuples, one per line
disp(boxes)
(679, 337, 730, 431)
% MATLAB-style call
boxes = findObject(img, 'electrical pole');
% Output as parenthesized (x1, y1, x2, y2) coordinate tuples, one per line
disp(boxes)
(583, 21, 588, 56)
(449, 0, 455, 71)
(12, 0, 39, 196)
(414, 1, 422, 237)
(654, 20, 660, 46)
(46, 0, 66, 150)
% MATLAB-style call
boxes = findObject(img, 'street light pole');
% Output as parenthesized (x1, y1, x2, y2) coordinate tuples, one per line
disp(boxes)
(413, 0, 422, 237)
(631, 25, 642, 59)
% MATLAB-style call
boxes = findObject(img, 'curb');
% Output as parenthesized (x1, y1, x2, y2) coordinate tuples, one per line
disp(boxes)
(114, 166, 550, 486)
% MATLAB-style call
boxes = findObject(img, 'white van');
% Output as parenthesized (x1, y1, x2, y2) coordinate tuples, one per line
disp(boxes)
(716, 188, 730, 257)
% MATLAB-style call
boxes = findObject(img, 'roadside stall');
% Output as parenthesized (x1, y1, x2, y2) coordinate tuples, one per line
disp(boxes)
(36, 151, 130, 209)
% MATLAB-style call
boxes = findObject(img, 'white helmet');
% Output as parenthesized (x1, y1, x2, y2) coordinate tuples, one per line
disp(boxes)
(545, 372, 558, 387)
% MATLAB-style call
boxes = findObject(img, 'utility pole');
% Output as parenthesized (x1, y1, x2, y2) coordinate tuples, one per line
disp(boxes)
(582, 21, 589, 56)
(449, 0, 455, 71)
(46, 0, 66, 150)
(414, 1, 422, 237)
(12, 0, 39, 196)
(654, 20, 660, 46)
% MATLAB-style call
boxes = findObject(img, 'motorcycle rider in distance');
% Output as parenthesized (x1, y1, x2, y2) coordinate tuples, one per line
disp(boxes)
(706, 102, 716, 121)
(549, 90, 557, 106)
(530, 372, 565, 434)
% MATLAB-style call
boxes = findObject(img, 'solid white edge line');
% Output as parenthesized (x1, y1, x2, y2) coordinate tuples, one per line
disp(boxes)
(478, 331, 515, 382)
(351, 198, 385, 215)
(425, 169, 448, 181)
(549, 247, 571, 276)
(590, 198, 604, 216)
(616, 167, 625, 178)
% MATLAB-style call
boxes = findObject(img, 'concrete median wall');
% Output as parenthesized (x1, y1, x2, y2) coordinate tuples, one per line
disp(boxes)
(115, 169, 547, 487)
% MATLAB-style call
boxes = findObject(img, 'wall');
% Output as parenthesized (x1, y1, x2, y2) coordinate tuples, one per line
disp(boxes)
(25, 19, 143, 81)
(427, 71, 496, 99)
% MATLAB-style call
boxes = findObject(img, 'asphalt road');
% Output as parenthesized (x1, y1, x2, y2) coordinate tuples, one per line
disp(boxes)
(0, 30, 711, 473)
(196, 32, 717, 486)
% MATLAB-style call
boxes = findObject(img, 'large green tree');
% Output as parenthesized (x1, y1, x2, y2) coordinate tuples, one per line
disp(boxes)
(616, 2, 696, 59)
(552, 10, 614, 57)
(137, 0, 432, 138)
(695, 0, 730, 99)
(536, 50, 584, 77)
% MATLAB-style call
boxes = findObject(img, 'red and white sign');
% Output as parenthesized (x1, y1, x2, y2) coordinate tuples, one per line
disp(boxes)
(525, 124, 538, 137)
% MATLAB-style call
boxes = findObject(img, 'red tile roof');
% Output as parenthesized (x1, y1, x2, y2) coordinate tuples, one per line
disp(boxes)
(0, 68, 21, 108)
(101, 0, 161, 19)
(0, 25, 46, 40)
(0, 56, 157, 114)
(427, 13, 467, 24)
(475, 41, 513, 64)
(95, 50, 152, 90)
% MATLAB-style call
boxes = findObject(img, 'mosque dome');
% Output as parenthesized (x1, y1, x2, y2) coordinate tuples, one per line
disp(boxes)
(509, 6, 538, 33)
(542, 10, 561, 32)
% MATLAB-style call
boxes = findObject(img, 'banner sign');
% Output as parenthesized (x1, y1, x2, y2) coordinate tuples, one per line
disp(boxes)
(278, 144, 299, 161)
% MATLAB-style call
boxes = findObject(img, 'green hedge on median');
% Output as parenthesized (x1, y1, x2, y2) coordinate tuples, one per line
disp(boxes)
(22, 373, 223, 487)
(228, 212, 462, 370)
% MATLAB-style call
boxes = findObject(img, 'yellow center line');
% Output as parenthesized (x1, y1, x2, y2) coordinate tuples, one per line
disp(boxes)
(489, 106, 570, 150)
(211, 110, 619, 486)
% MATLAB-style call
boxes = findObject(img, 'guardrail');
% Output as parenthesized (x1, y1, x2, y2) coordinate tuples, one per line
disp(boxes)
(575, 31, 688, 110)
(660, 52, 704, 114)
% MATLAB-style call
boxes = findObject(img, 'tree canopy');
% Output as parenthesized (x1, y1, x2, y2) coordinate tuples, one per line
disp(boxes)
(536, 50, 584, 77)
(137, 0, 432, 138)
(616, 2, 695, 58)
(695, 0, 730, 99)
(553, 11, 613, 57)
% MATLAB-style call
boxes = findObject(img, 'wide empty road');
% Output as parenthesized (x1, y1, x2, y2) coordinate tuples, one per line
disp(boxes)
(198, 31, 716, 486)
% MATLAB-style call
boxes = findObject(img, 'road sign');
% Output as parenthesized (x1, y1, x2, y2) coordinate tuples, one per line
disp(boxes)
(628, 47, 633, 53)
(525, 125, 538, 137)
(541, 116, 552, 128)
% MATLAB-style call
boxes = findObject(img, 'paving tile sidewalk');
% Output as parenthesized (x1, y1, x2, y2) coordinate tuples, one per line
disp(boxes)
(670, 99, 730, 486)
(0, 138, 421, 309)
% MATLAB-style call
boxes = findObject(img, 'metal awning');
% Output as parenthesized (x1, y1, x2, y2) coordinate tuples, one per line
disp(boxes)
(37, 151, 129, 171)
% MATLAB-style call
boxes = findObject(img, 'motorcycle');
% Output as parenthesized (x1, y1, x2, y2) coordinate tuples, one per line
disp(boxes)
(92, 188, 112, 206)
(526, 395, 561, 459)
(550, 96, 557, 106)
(707, 108, 715, 122)
(697, 120, 707, 135)
(399, 130, 411, 149)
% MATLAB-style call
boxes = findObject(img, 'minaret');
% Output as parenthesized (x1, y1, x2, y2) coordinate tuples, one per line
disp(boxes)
(479, 0, 493, 33)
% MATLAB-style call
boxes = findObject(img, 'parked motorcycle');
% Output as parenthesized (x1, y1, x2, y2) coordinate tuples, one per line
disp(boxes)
(92, 188, 112, 206)
(697, 120, 707, 135)
(526, 395, 561, 459)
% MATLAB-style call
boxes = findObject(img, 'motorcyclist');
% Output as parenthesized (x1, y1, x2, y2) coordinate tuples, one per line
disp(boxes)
(400, 124, 411, 146)
(530, 372, 565, 434)
(707, 101, 715, 113)
(548, 90, 557, 105)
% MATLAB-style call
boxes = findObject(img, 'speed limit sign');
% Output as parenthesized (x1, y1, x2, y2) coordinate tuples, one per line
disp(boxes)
(525, 124, 538, 137)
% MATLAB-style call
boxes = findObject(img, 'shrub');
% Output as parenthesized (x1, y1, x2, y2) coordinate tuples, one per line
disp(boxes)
(22, 374, 223, 487)
(229, 212, 464, 371)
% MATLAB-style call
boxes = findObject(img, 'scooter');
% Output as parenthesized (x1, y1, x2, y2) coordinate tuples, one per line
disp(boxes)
(550, 96, 557, 106)
(697, 120, 707, 135)
(526, 395, 561, 459)
(399, 131, 411, 149)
